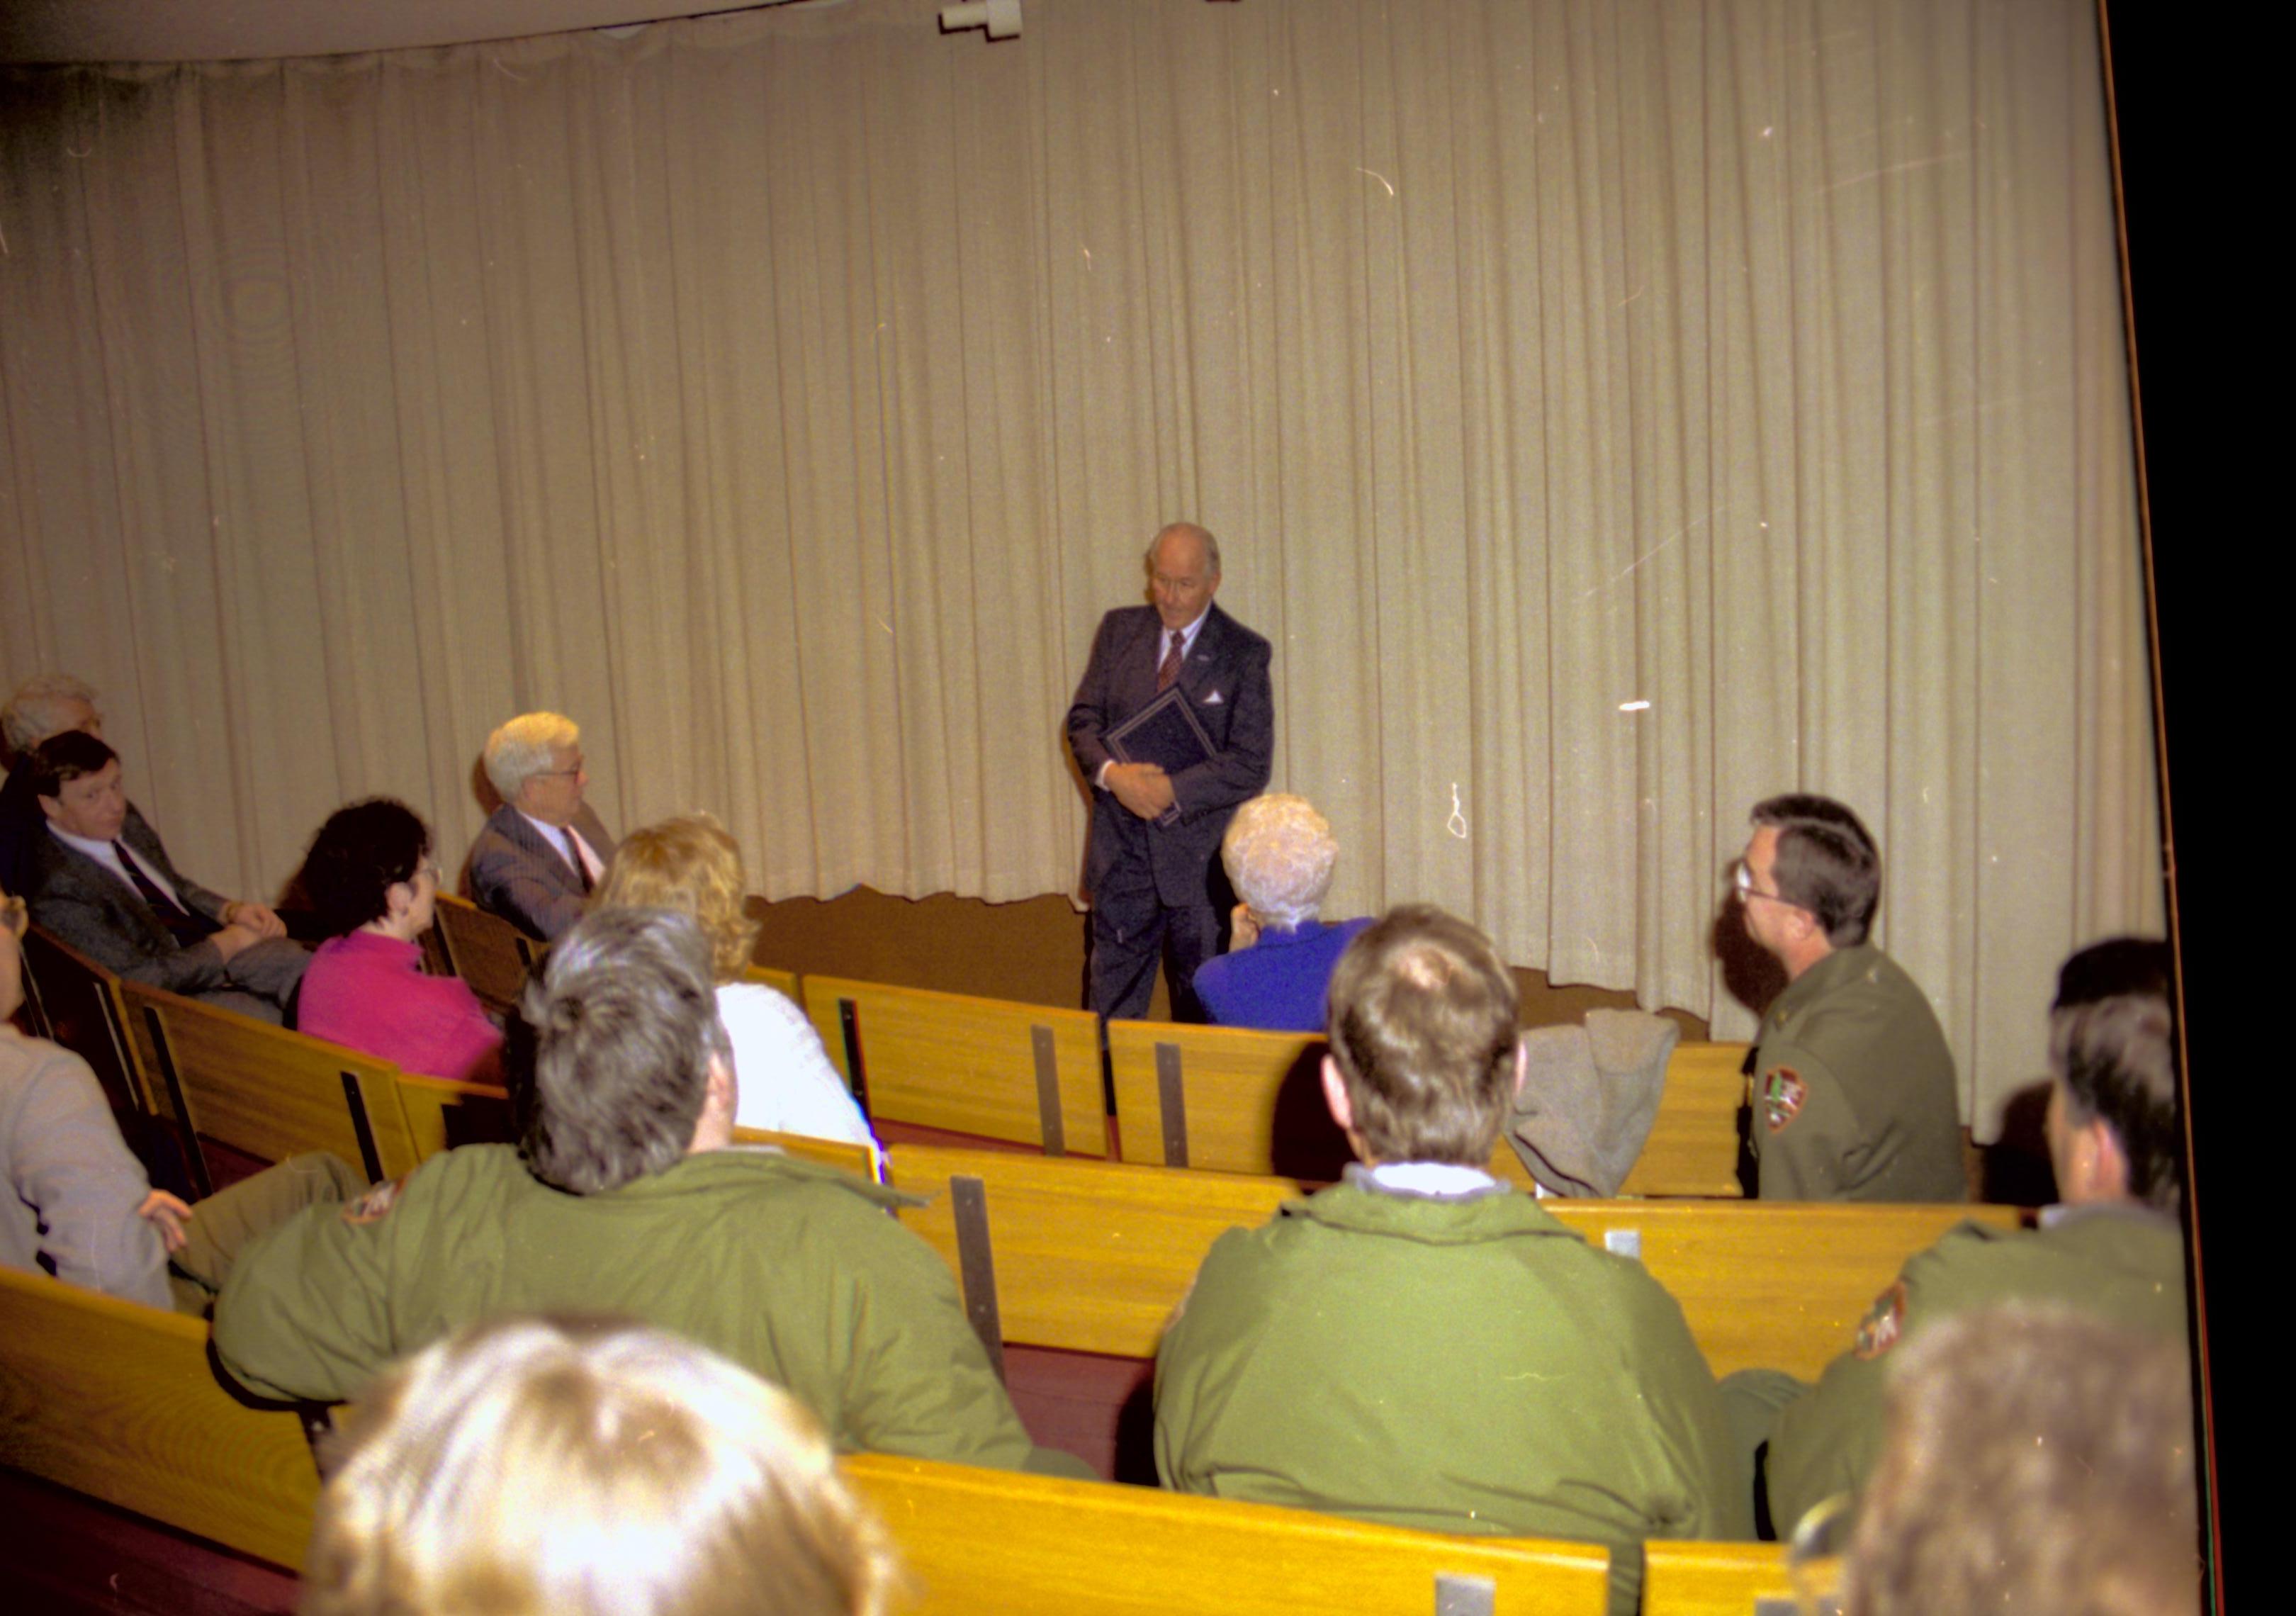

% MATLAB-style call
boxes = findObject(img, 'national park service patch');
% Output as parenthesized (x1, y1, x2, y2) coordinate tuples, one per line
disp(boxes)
(342, 1175, 407, 1226)
(1760, 1066, 1807, 1133)
(1854, 1280, 1908, 1360)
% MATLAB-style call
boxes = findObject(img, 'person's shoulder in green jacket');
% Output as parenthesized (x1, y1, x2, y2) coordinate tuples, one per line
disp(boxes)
(213, 907, 1091, 1479)
(1765, 937, 2188, 1532)
(1156, 905, 1749, 1616)
(1764, 1206, 2186, 1531)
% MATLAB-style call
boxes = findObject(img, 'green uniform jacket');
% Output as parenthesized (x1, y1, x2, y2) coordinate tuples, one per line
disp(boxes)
(1750, 943, 1962, 1202)
(213, 1144, 1076, 1476)
(1154, 1178, 1751, 1616)
(1765, 1203, 2187, 1530)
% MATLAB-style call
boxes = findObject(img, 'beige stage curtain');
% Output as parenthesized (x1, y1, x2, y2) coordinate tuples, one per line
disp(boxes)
(0, 0, 2156, 1136)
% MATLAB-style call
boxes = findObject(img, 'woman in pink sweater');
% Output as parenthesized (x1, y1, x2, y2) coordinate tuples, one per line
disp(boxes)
(296, 799, 501, 1082)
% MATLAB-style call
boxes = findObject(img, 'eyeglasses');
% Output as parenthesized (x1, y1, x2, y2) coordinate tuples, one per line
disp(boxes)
(1732, 860, 1802, 910)
(1, 894, 26, 940)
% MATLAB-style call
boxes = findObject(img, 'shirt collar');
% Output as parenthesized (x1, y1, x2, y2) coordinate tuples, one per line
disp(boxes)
(1166, 607, 1212, 660)
(1351, 1160, 1507, 1199)
(48, 824, 120, 862)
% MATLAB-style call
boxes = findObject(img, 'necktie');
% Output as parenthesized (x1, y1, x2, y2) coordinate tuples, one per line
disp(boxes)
(565, 832, 593, 894)
(1157, 629, 1184, 692)
(114, 841, 219, 948)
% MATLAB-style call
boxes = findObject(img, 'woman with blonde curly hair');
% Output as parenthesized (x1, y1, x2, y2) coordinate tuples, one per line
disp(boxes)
(303, 1314, 906, 1616)
(592, 816, 874, 1151)
(1191, 793, 1371, 1032)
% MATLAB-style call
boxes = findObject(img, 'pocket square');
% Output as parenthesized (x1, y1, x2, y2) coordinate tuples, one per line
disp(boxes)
(1203, 689, 1225, 705)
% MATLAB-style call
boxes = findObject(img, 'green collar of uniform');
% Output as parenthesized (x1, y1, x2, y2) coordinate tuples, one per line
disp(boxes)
(607, 1146, 923, 1209)
(1281, 1178, 1583, 1247)
(1765, 941, 1883, 1030)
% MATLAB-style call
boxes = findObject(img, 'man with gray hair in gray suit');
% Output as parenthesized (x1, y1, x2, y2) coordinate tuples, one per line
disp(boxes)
(466, 710, 619, 942)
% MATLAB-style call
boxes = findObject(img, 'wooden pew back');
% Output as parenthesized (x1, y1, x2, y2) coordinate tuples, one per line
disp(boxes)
(802, 976, 1105, 1156)
(430, 892, 536, 1017)
(119, 980, 421, 1189)
(731, 1125, 883, 1184)
(889, 1145, 1295, 1360)
(888, 1143, 2018, 1377)
(843, 1452, 1611, 1616)
(739, 962, 802, 1002)
(395, 1072, 517, 1162)
(0, 1264, 319, 1571)
(1110, 1021, 1752, 1196)
(18, 922, 145, 1116)
(1642, 1541, 1839, 1616)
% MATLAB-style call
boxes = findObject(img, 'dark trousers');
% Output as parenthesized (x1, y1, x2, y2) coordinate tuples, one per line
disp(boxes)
(1088, 869, 1224, 1023)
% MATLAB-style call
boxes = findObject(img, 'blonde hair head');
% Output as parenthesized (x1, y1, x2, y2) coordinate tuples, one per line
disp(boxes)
(592, 814, 758, 983)
(303, 1315, 904, 1616)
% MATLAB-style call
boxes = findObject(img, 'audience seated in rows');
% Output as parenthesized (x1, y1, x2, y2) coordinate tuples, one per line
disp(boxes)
(1737, 937, 2186, 1536)
(297, 798, 502, 1082)
(1734, 793, 1963, 1202)
(468, 711, 617, 942)
(213, 905, 1089, 1478)
(23, 729, 308, 1021)
(592, 814, 875, 1153)
(1155, 904, 1747, 1616)
(304, 1315, 904, 1616)
(1191, 792, 1370, 1033)
(1, 881, 359, 1313)
(1840, 1305, 2198, 1616)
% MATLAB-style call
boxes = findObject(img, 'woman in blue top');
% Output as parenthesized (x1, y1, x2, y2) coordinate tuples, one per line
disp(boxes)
(1191, 794, 1371, 1033)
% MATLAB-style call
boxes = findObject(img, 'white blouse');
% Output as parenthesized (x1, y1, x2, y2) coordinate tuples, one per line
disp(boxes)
(716, 981, 878, 1152)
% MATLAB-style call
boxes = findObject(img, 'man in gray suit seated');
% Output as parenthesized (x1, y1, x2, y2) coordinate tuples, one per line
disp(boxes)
(21, 730, 308, 1020)
(466, 711, 618, 943)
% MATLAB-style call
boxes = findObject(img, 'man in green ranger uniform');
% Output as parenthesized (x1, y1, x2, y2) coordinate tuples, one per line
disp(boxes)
(213, 906, 1087, 1478)
(1735, 794, 1962, 1202)
(1154, 906, 1748, 1616)
(1759, 941, 2187, 1535)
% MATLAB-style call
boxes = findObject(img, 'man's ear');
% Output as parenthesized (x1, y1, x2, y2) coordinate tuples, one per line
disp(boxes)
(36, 795, 61, 824)
(1320, 1054, 1355, 1135)
(2087, 1116, 2133, 1201)
(1512, 1039, 1529, 1101)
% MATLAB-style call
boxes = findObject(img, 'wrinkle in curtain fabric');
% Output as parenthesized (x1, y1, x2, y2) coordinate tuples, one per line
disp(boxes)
(0, 0, 2158, 1137)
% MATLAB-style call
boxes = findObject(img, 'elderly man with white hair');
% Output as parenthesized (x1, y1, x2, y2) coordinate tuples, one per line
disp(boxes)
(466, 712, 618, 942)
(1, 673, 106, 895)
(1191, 793, 1371, 1032)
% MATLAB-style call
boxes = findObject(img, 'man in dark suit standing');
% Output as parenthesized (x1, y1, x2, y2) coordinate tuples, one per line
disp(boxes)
(1067, 523, 1273, 1021)
(466, 711, 619, 943)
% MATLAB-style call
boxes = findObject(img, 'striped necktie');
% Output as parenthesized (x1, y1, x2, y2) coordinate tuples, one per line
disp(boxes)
(1157, 629, 1184, 692)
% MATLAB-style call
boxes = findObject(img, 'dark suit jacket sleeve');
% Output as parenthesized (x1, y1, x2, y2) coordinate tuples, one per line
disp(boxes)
(469, 833, 580, 941)
(1167, 629, 1273, 817)
(1064, 611, 1125, 783)
(28, 850, 227, 997)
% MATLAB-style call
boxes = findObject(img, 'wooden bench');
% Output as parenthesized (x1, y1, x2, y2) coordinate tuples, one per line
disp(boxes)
(429, 892, 536, 1018)
(843, 1452, 1611, 1616)
(17, 922, 142, 1122)
(117, 980, 422, 1193)
(801, 975, 1106, 1156)
(0, 1264, 319, 1572)
(1108, 1021, 1752, 1196)
(740, 962, 802, 1003)
(0, 1258, 1609, 1614)
(1643, 1540, 1839, 1616)
(888, 1143, 2020, 1378)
